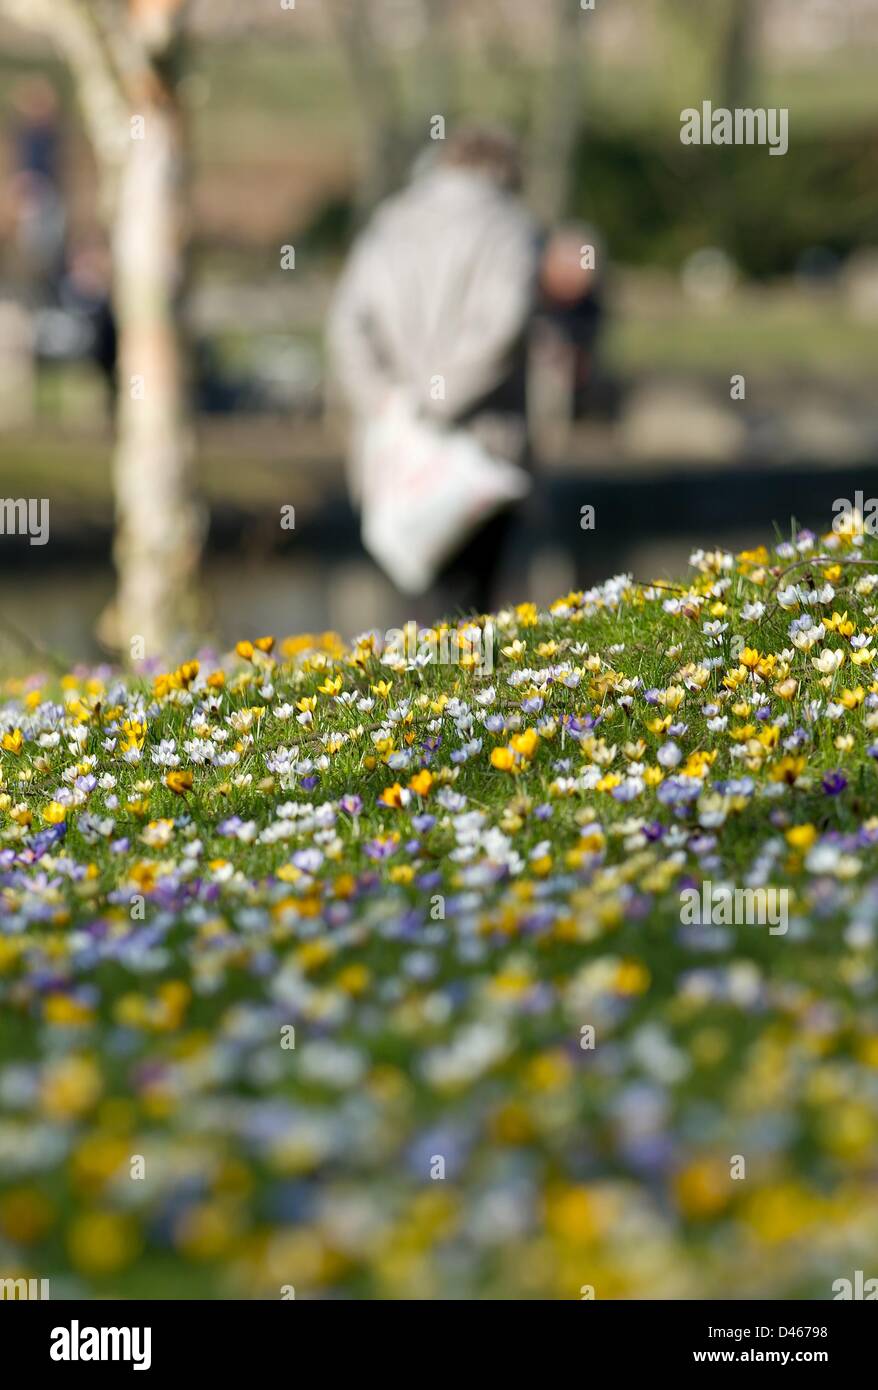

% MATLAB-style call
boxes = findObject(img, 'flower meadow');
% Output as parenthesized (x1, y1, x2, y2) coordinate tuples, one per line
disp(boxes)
(2, 523, 878, 1301)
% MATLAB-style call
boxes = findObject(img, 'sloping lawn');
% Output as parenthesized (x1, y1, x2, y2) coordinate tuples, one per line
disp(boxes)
(1, 519, 877, 1298)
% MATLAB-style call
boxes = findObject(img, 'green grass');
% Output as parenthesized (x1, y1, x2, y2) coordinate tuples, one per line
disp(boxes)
(1, 524, 878, 1298)
(607, 293, 878, 376)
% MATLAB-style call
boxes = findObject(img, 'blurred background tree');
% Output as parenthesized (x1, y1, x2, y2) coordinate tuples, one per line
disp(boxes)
(721, 0, 758, 110)
(329, 0, 458, 218)
(526, 0, 586, 224)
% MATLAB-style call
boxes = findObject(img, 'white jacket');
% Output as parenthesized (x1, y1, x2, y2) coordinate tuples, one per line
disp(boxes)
(328, 166, 537, 434)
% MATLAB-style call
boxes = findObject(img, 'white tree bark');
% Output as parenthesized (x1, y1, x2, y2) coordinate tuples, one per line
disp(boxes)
(110, 98, 202, 656)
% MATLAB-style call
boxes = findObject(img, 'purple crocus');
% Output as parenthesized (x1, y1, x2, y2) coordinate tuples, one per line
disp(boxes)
(656, 777, 700, 806)
(364, 837, 397, 861)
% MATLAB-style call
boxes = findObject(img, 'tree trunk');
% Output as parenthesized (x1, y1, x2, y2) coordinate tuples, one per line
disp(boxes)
(721, 0, 758, 111)
(330, 0, 407, 218)
(104, 96, 202, 658)
(527, 0, 585, 226)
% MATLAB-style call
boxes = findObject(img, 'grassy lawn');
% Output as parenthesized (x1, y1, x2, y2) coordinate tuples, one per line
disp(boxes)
(1, 523, 877, 1297)
(608, 288, 878, 377)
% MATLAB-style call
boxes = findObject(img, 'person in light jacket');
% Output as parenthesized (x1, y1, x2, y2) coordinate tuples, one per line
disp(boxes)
(328, 126, 539, 615)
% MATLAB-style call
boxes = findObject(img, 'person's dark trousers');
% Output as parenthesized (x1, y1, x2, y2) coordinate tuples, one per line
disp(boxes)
(435, 505, 517, 619)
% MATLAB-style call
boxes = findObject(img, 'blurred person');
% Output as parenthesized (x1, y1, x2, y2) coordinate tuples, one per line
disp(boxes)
(7, 78, 66, 297)
(56, 235, 118, 407)
(328, 125, 539, 617)
(30, 234, 118, 417)
(537, 222, 607, 420)
(11, 76, 61, 184)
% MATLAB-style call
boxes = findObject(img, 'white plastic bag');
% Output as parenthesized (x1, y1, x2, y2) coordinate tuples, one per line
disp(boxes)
(358, 394, 530, 594)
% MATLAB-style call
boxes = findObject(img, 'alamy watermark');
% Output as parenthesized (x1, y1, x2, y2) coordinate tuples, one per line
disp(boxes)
(0, 497, 50, 546)
(832, 1269, 877, 1299)
(680, 881, 789, 935)
(50, 1321, 151, 1370)
(1, 1275, 50, 1299)
(680, 102, 789, 156)
(833, 493, 878, 534)
(380, 620, 495, 674)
